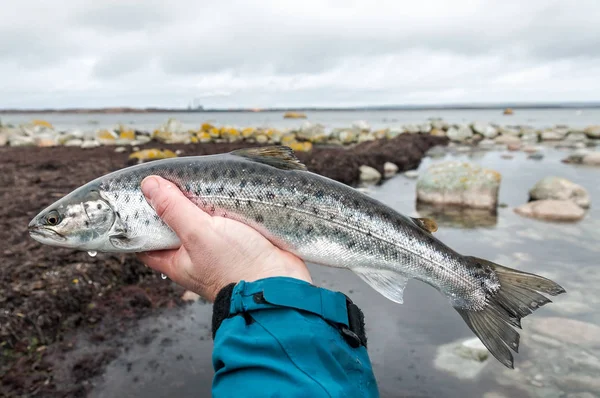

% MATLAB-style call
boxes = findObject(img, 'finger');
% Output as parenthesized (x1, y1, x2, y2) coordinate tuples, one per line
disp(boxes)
(141, 175, 212, 245)
(137, 249, 179, 276)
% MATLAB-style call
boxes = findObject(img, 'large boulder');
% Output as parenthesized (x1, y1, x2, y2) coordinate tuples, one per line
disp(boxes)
(514, 200, 585, 221)
(563, 150, 600, 166)
(416, 161, 501, 210)
(528, 176, 590, 208)
(297, 122, 326, 141)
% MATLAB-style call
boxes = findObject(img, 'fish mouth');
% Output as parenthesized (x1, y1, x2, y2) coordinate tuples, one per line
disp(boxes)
(28, 226, 67, 242)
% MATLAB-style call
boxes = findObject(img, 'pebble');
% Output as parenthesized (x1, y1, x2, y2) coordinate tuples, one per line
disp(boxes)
(80, 140, 100, 149)
(0, 132, 7, 146)
(359, 165, 382, 184)
(501, 154, 514, 159)
(181, 291, 201, 302)
(514, 200, 585, 221)
(472, 122, 498, 138)
(446, 125, 473, 142)
(383, 162, 399, 178)
(433, 337, 489, 380)
(114, 147, 126, 153)
(64, 139, 83, 147)
(495, 134, 521, 145)
(528, 152, 544, 160)
(584, 125, 600, 138)
(403, 170, 419, 179)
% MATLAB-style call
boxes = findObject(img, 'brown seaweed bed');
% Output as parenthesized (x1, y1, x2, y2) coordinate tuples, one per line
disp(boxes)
(0, 134, 447, 397)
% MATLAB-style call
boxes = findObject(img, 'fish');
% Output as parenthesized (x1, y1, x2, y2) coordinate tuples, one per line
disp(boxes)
(28, 146, 566, 368)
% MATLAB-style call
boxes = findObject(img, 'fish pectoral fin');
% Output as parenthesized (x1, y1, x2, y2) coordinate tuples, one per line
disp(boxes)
(109, 234, 146, 251)
(411, 217, 438, 233)
(230, 146, 307, 171)
(352, 268, 409, 304)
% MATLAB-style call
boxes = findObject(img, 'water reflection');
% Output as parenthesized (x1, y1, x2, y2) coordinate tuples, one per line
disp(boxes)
(415, 202, 498, 229)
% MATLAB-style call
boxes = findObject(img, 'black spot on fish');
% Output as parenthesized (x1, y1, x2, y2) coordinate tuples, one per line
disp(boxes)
(84, 221, 89, 227)
(84, 203, 89, 209)
(134, 211, 139, 219)
(125, 215, 129, 222)
(306, 225, 314, 234)
(145, 220, 150, 226)
(235, 199, 241, 208)
(312, 207, 319, 215)
(114, 192, 119, 199)
(153, 214, 160, 220)
(276, 176, 285, 185)
(366, 230, 372, 237)
(247, 200, 253, 208)
(124, 195, 130, 203)
(293, 217, 301, 227)
(206, 187, 212, 194)
(257, 194, 264, 201)
(139, 195, 144, 202)
(177, 170, 185, 179)
(217, 185, 225, 193)
(253, 178, 262, 185)
(196, 187, 202, 195)
(347, 241, 357, 249)
(239, 180, 247, 188)
(266, 192, 275, 200)
(353, 199, 360, 207)
(299, 196, 308, 205)
(315, 190, 324, 199)
(210, 205, 216, 213)
(283, 202, 288, 208)
(255, 214, 264, 223)
(116, 211, 120, 218)
(366, 211, 374, 220)
(97, 203, 102, 210)
(228, 191, 236, 198)
(329, 214, 335, 221)
(229, 170, 237, 178)
(185, 183, 191, 192)
(211, 170, 219, 179)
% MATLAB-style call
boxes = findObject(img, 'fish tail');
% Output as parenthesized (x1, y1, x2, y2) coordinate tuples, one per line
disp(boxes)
(454, 256, 566, 369)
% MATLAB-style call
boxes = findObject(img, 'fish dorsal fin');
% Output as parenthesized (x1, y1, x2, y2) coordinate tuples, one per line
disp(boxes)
(411, 217, 438, 233)
(352, 268, 409, 304)
(230, 146, 307, 171)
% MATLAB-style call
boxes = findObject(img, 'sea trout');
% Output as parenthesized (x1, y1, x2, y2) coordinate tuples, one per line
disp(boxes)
(28, 146, 565, 368)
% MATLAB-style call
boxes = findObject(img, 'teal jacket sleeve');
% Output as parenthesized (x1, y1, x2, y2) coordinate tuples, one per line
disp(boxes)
(211, 277, 380, 398)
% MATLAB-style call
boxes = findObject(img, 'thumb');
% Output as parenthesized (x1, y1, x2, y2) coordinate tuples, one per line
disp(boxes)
(141, 175, 211, 245)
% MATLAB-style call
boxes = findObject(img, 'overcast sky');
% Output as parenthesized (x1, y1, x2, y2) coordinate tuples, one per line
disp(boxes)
(1, 0, 599, 109)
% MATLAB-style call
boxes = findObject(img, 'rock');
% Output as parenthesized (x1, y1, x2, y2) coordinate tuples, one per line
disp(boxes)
(530, 318, 600, 348)
(455, 337, 489, 362)
(555, 375, 600, 393)
(81, 140, 100, 149)
(418, 122, 432, 134)
(289, 141, 313, 152)
(383, 162, 399, 178)
(404, 124, 420, 134)
(128, 149, 178, 164)
(522, 145, 540, 154)
(503, 108, 514, 115)
(507, 143, 521, 151)
(563, 151, 600, 166)
(351, 120, 370, 132)
(431, 120, 449, 131)
(529, 176, 590, 208)
(357, 132, 376, 143)
(416, 161, 501, 210)
(425, 145, 447, 158)
(495, 134, 521, 145)
(483, 392, 510, 398)
(338, 130, 358, 144)
(501, 154, 514, 159)
(472, 122, 498, 138)
(446, 125, 473, 142)
(64, 138, 83, 147)
(478, 138, 496, 149)
(499, 126, 520, 136)
(541, 130, 567, 141)
(584, 125, 600, 138)
(255, 134, 268, 144)
(359, 165, 382, 184)
(565, 132, 589, 142)
(35, 134, 58, 147)
(528, 152, 544, 160)
(297, 122, 325, 141)
(96, 129, 118, 145)
(430, 128, 446, 137)
(114, 147, 126, 153)
(514, 200, 585, 221)
(403, 170, 419, 179)
(434, 337, 489, 380)
(181, 290, 201, 302)
(0, 132, 6, 146)
(283, 112, 307, 119)
(521, 131, 539, 142)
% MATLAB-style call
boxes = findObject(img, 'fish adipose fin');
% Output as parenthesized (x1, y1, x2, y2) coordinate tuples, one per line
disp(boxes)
(410, 217, 438, 233)
(230, 146, 307, 171)
(352, 268, 409, 304)
(456, 256, 566, 369)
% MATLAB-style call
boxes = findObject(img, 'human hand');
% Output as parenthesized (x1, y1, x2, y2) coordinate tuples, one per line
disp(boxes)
(136, 176, 312, 302)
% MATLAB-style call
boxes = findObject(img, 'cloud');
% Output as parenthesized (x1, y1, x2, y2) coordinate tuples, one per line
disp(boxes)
(0, 0, 599, 108)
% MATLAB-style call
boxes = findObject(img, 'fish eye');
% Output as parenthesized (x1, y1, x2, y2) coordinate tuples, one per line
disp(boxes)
(45, 211, 61, 226)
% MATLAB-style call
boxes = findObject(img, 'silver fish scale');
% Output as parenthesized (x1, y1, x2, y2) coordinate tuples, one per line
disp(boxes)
(96, 154, 483, 308)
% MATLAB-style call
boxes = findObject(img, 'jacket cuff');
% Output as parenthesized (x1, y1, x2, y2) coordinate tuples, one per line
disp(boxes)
(211, 277, 367, 348)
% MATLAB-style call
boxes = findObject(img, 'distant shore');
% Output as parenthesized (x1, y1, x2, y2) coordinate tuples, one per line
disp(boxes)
(2, 102, 600, 114)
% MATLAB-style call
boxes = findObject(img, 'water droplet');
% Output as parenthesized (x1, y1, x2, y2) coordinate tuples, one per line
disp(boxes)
(161, 273, 168, 280)
(88, 251, 97, 257)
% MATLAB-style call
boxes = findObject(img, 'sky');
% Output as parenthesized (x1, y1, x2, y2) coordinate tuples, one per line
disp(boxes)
(1, 0, 599, 109)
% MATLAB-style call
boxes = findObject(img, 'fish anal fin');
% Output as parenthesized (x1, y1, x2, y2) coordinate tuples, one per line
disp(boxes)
(411, 217, 438, 233)
(352, 268, 409, 304)
(230, 145, 307, 171)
